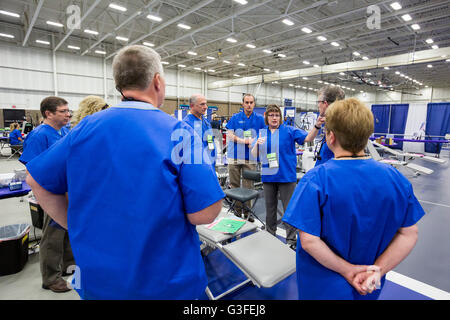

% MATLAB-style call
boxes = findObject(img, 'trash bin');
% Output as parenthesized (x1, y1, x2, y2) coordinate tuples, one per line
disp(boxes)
(0, 224, 31, 276)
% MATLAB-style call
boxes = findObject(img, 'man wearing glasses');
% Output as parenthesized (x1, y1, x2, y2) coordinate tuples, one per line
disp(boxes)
(20, 96, 75, 293)
(311, 86, 345, 166)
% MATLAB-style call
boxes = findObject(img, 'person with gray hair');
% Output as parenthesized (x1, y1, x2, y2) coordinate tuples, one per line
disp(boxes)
(310, 85, 346, 166)
(183, 93, 216, 169)
(25, 45, 224, 299)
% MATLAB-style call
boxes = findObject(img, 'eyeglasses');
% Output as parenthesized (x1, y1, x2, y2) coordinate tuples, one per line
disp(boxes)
(267, 114, 281, 118)
(101, 104, 109, 110)
(316, 100, 327, 105)
(56, 109, 70, 114)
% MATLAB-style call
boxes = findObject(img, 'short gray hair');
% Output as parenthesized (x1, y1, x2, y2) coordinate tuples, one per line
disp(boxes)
(112, 45, 164, 91)
(318, 85, 345, 104)
(189, 93, 204, 106)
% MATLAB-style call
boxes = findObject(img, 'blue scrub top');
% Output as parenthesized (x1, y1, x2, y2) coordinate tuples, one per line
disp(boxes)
(252, 124, 307, 183)
(282, 158, 425, 300)
(26, 100, 225, 300)
(19, 124, 69, 165)
(314, 139, 334, 167)
(183, 113, 216, 168)
(226, 111, 265, 161)
(9, 129, 22, 145)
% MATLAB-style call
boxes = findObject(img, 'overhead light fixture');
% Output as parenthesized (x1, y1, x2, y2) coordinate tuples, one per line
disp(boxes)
(178, 64, 186, 68)
(234, 74, 240, 77)
(432, 45, 439, 49)
(0, 33, 14, 39)
(208, 69, 215, 72)
(233, 0, 248, 4)
(401, 14, 412, 22)
(237, 63, 245, 66)
(68, 45, 80, 50)
(46, 21, 63, 27)
(223, 60, 231, 64)
(353, 51, 360, 56)
(178, 23, 191, 30)
(302, 86, 307, 89)
(147, 14, 162, 22)
(427, 64, 433, 68)
(289, 84, 294, 87)
(303, 60, 310, 65)
(362, 56, 369, 60)
(318, 80, 323, 83)
(264, 68, 270, 72)
(161, 61, 169, 65)
(143, 42, 155, 47)
(331, 42, 340, 47)
(0, 10, 20, 18)
(313, 64, 320, 68)
(390, 2, 402, 10)
(246, 44, 256, 49)
(109, 3, 127, 12)
(366, 72, 372, 75)
(411, 24, 420, 30)
(84, 29, 99, 35)
(194, 67, 202, 71)
(95, 50, 106, 55)
(302, 77, 308, 80)
(187, 51, 197, 55)
(115, 36, 128, 41)
(317, 36, 327, 41)
(425, 38, 434, 44)
(301, 27, 312, 33)
(278, 53, 286, 58)
(263, 49, 272, 54)
(206, 56, 215, 60)
(384, 67, 390, 70)
(36, 40, 50, 45)
(446, 59, 450, 62)
(395, 71, 400, 74)
(226, 37, 237, 43)
(275, 70, 279, 73)
(282, 19, 294, 26)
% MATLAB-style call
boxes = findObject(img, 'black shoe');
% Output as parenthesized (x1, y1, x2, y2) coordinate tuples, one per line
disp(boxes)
(243, 212, 255, 223)
(233, 211, 242, 218)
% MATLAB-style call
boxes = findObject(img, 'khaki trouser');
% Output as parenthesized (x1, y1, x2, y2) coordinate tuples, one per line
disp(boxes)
(227, 159, 257, 212)
(40, 212, 75, 286)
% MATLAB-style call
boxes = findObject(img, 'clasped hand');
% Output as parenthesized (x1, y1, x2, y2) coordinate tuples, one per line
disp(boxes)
(343, 265, 382, 295)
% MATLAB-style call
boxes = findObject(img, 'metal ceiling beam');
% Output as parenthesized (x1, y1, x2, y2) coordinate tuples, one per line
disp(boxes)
(208, 47, 450, 89)
(22, 0, 45, 46)
(53, 0, 101, 52)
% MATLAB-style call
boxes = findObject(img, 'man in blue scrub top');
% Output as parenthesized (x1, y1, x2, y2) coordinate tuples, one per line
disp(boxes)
(283, 98, 425, 300)
(26, 45, 224, 300)
(20, 96, 75, 293)
(226, 94, 265, 221)
(309, 85, 345, 167)
(183, 93, 216, 169)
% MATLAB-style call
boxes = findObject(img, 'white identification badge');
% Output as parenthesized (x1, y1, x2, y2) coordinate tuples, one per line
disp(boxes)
(267, 152, 279, 168)
(207, 135, 214, 150)
(244, 130, 252, 138)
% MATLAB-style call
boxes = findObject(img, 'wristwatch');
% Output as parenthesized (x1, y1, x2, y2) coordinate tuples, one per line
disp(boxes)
(314, 124, 321, 130)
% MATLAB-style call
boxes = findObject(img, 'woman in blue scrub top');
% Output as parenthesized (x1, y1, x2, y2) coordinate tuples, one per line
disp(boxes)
(9, 123, 23, 145)
(282, 98, 425, 300)
(251, 105, 317, 248)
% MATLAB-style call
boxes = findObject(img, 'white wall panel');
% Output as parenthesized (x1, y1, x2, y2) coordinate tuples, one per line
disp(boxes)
(57, 74, 103, 95)
(0, 67, 54, 92)
(0, 43, 52, 72)
(57, 52, 103, 77)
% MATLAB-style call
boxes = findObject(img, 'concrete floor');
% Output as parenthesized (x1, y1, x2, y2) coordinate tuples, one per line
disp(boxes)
(0, 147, 449, 300)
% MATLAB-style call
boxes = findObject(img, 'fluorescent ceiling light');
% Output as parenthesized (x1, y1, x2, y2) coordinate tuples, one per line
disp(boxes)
(178, 64, 186, 68)
(0, 33, 14, 38)
(317, 36, 327, 41)
(446, 59, 450, 62)
(194, 67, 201, 71)
(384, 67, 390, 70)
(233, 0, 248, 4)
(234, 74, 240, 77)
(143, 42, 154, 47)
(208, 69, 215, 72)
(303, 60, 310, 65)
(115, 36, 128, 41)
(339, 72, 345, 75)
(302, 86, 307, 89)
(246, 44, 256, 49)
(147, 14, 162, 22)
(313, 64, 319, 68)
(301, 27, 312, 33)
(68, 45, 80, 50)
(109, 3, 127, 12)
(275, 70, 279, 73)
(395, 71, 400, 74)
(432, 45, 439, 49)
(366, 72, 372, 75)
(226, 37, 237, 43)
(161, 61, 169, 65)
(264, 68, 270, 72)
(353, 51, 360, 56)
(238, 63, 245, 66)
(362, 56, 369, 60)
(411, 24, 420, 30)
(302, 77, 308, 80)
(263, 49, 272, 54)
(206, 56, 215, 60)
(46, 21, 63, 27)
(318, 80, 323, 83)
(0, 10, 20, 18)
(36, 40, 50, 45)
(178, 23, 191, 30)
(425, 38, 434, 44)
(390, 2, 402, 10)
(331, 42, 340, 47)
(84, 29, 99, 35)
(278, 53, 286, 58)
(187, 51, 197, 55)
(223, 60, 231, 64)
(95, 50, 106, 54)
(401, 14, 412, 21)
(282, 19, 294, 26)
(427, 64, 433, 68)
(289, 84, 294, 87)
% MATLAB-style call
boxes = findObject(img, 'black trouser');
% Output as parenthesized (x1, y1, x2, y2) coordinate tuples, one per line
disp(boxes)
(263, 182, 297, 245)
(40, 212, 75, 286)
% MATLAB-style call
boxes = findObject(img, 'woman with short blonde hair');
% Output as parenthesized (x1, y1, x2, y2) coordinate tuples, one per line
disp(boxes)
(72, 96, 109, 127)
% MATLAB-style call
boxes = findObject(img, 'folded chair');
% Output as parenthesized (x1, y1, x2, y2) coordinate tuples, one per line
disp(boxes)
(197, 211, 296, 300)
(7, 140, 23, 161)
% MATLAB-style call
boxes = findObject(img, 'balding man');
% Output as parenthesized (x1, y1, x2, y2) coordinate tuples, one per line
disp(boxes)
(183, 94, 216, 169)
(26, 45, 224, 299)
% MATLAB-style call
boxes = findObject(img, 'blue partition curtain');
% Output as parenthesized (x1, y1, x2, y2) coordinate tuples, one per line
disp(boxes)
(425, 102, 450, 153)
(371, 104, 390, 137)
(389, 104, 409, 150)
